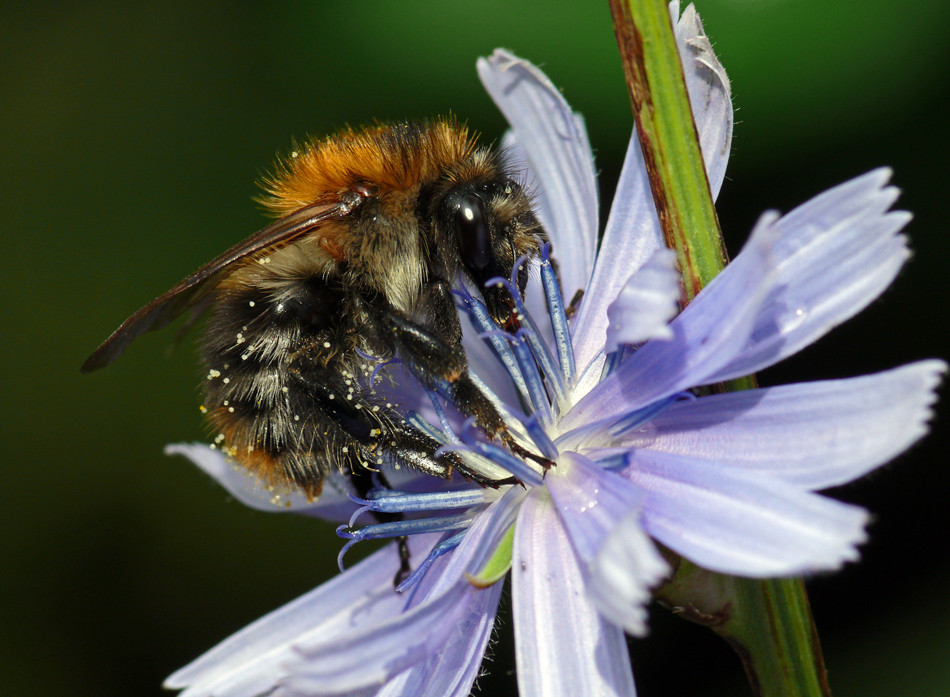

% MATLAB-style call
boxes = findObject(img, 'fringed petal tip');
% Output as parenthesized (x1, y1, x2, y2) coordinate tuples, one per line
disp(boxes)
(703, 168, 912, 383)
(671, 1, 733, 200)
(619, 360, 947, 491)
(570, 0, 734, 395)
(590, 511, 671, 636)
(626, 450, 875, 578)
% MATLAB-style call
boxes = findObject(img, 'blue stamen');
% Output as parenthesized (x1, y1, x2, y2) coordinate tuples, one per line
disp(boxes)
(410, 395, 513, 482)
(540, 243, 576, 383)
(466, 371, 537, 437)
(464, 370, 557, 461)
(336, 513, 475, 571)
(354, 347, 401, 386)
(425, 386, 458, 438)
(354, 347, 383, 362)
(520, 413, 559, 460)
(465, 371, 531, 428)
(454, 285, 529, 401)
(485, 259, 568, 409)
(406, 410, 450, 445)
(370, 357, 401, 386)
(467, 329, 559, 460)
(331, 239, 595, 584)
(508, 329, 554, 426)
(347, 505, 372, 529)
(412, 415, 511, 483)
(351, 488, 489, 515)
(395, 531, 467, 593)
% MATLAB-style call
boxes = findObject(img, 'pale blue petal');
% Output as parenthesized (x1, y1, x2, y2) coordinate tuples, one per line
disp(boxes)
(706, 169, 911, 382)
(570, 130, 661, 396)
(513, 489, 637, 697)
(560, 214, 778, 437)
(478, 49, 599, 305)
(617, 361, 945, 490)
(164, 537, 434, 697)
(564, 170, 913, 439)
(545, 453, 641, 557)
(282, 585, 471, 696)
(282, 488, 522, 695)
(164, 442, 437, 521)
(546, 453, 669, 636)
(672, 1, 733, 199)
(604, 247, 679, 353)
(164, 443, 353, 520)
(623, 450, 870, 577)
(375, 579, 503, 697)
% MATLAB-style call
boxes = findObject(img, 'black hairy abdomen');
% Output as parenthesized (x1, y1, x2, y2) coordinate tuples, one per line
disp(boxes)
(200, 272, 390, 493)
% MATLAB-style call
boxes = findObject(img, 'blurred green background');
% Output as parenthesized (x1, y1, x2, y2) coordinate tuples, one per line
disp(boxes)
(2, 1, 948, 695)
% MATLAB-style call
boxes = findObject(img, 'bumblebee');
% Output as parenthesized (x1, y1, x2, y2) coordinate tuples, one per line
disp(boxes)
(83, 119, 546, 501)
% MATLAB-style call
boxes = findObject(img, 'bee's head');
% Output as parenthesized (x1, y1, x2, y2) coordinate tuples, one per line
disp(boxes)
(434, 168, 545, 327)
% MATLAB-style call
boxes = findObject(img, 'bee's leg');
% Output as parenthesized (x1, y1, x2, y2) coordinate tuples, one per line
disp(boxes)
(380, 304, 504, 436)
(424, 280, 464, 346)
(293, 369, 437, 473)
(384, 418, 518, 488)
(355, 287, 545, 476)
(379, 285, 551, 469)
(440, 373, 555, 471)
(291, 369, 450, 586)
(293, 362, 506, 485)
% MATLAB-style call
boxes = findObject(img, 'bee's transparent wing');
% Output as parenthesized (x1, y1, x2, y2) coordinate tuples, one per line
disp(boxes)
(82, 199, 354, 372)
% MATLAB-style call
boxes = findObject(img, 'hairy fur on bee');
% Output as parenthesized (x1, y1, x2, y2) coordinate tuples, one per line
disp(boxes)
(85, 119, 546, 501)
(200, 259, 376, 499)
(202, 121, 545, 498)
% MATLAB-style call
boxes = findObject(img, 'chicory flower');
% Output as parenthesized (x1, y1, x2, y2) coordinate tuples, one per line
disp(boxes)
(164, 4, 943, 696)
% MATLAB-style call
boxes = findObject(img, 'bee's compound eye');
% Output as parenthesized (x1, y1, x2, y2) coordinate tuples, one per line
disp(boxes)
(455, 193, 491, 271)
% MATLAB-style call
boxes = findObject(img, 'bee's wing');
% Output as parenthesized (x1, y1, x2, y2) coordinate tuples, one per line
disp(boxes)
(82, 199, 355, 373)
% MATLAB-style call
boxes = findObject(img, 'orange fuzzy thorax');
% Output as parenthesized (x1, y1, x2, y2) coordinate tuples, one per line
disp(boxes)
(257, 119, 479, 217)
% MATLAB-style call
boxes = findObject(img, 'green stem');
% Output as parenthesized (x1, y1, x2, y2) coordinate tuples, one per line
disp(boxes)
(608, 1, 830, 695)
(655, 560, 831, 697)
(609, 0, 725, 298)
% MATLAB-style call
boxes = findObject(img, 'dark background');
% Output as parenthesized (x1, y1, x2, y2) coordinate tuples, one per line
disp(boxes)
(2, 1, 947, 695)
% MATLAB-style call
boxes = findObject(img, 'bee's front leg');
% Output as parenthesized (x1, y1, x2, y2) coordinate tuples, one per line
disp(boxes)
(377, 283, 524, 448)
(357, 285, 548, 474)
